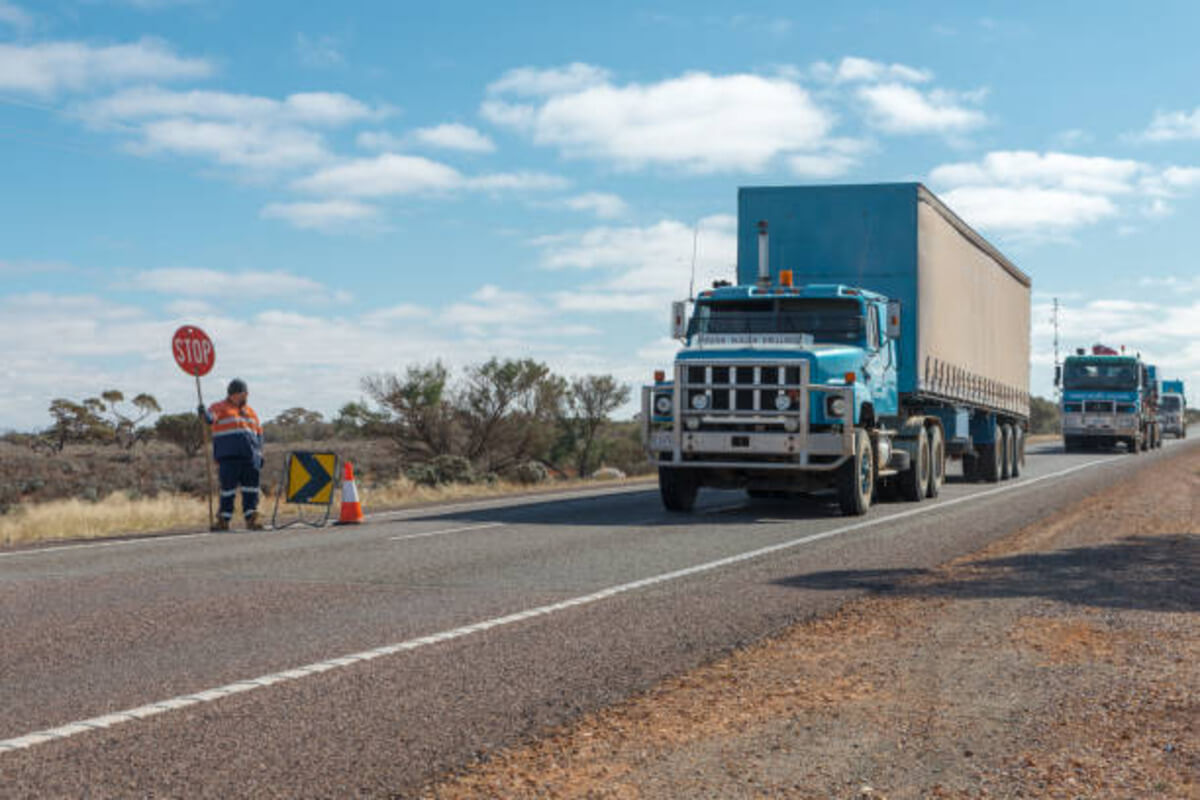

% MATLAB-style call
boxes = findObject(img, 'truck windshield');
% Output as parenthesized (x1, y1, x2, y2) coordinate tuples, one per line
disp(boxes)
(1161, 395, 1182, 411)
(1062, 359, 1139, 390)
(688, 298, 864, 344)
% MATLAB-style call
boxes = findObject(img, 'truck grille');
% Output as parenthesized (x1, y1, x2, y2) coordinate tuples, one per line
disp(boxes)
(681, 362, 806, 414)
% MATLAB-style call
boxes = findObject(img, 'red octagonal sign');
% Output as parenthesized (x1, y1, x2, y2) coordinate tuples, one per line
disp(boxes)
(172, 325, 215, 377)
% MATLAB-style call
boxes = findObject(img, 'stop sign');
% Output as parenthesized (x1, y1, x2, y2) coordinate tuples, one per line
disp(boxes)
(172, 326, 215, 377)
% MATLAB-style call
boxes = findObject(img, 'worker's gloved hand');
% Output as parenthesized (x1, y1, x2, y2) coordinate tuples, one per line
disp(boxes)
(196, 404, 206, 419)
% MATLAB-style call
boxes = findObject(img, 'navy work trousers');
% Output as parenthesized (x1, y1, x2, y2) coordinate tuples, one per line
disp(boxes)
(218, 459, 261, 520)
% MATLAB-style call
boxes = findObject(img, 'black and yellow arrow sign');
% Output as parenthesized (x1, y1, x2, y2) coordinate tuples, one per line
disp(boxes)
(285, 451, 337, 505)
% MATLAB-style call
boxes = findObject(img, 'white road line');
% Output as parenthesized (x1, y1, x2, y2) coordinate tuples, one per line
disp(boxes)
(388, 522, 506, 542)
(0, 532, 213, 560)
(0, 454, 1122, 755)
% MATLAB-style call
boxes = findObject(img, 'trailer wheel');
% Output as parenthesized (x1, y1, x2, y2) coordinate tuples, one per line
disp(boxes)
(836, 429, 875, 516)
(979, 436, 1003, 483)
(999, 425, 1013, 480)
(659, 467, 699, 512)
(926, 424, 944, 498)
(1010, 427, 1023, 478)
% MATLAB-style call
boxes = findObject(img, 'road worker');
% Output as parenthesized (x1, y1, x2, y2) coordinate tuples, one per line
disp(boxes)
(198, 378, 264, 531)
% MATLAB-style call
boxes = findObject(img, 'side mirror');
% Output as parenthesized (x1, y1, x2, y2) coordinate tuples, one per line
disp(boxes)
(886, 300, 901, 339)
(1054, 365, 1062, 387)
(671, 301, 687, 339)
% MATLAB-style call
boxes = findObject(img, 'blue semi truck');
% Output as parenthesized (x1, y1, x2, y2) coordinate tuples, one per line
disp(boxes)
(1159, 378, 1187, 438)
(1057, 346, 1162, 452)
(642, 183, 1031, 515)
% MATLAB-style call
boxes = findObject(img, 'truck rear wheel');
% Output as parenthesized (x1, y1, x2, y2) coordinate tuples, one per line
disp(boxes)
(926, 424, 944, 498)
(836, 429, 874, 516)
(999, 425, 1013, 480)
(1010, 427, 1023, 478)
(659, 467, 699, 512)
(898, 427, 928, 502)
(961, 453, 978, 481)
(979, 436, 1003, 483)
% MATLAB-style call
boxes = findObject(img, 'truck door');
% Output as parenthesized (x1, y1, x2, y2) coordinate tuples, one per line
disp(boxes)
(864, 304, 896, 413)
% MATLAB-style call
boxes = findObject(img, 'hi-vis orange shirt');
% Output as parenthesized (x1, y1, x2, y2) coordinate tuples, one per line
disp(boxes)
(206, 399, 263, 463)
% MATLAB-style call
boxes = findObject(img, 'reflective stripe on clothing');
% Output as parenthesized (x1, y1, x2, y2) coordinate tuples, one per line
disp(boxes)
(207, 399, 263, 463)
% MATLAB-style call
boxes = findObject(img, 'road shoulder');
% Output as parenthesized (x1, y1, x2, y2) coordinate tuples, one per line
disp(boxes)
(426, 447, 1199, 799)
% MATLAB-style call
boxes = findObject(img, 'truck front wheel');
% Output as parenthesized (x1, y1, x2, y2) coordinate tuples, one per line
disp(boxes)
(659, 467, 699, 512)
(898, 427, 928, 502)
(836, 429, 875, 516)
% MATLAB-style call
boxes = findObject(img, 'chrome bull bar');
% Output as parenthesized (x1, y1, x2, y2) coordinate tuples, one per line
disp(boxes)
(641, 360, 856, 472)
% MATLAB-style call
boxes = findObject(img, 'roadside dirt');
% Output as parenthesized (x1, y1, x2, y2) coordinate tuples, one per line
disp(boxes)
(425, 449, 1199, 799)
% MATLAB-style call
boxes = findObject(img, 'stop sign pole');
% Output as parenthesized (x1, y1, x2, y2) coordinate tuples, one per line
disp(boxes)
(172, 326, 217, 530)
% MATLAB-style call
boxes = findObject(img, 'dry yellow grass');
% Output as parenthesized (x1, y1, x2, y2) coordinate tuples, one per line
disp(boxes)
(0, 474, 653, 548)
(0, 492, 209, 547)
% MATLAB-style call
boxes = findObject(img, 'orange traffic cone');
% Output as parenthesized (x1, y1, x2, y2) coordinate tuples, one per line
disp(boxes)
(336, 460, 364, 525)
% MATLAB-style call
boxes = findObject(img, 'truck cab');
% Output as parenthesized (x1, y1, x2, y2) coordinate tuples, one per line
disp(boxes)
(1058, 348, 1161, 452)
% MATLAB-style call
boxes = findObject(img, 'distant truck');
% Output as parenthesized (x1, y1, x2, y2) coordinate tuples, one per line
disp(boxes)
(1057, 346, 1162, 452)
(1159, 378, 1187, 438)
(642, 183, 1031, 516)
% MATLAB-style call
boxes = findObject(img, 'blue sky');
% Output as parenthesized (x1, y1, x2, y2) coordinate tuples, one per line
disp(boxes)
(2, 0, 1198, 431)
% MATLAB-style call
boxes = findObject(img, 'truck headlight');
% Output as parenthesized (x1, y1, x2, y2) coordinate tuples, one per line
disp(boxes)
(691, 393, 709, 410)
(827, 396, 847, 418)
(654, 395, 672, 415)
(774, 392, 792, 411)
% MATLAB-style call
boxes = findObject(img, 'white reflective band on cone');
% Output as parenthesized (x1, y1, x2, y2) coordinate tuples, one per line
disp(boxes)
(342, 480, 359, 503)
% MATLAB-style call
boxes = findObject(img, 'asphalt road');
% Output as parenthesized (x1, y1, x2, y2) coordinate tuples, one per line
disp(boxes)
(1, 437, 1195, 797)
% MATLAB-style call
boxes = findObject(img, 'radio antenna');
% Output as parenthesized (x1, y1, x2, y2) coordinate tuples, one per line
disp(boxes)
(687, 221, 699, 301)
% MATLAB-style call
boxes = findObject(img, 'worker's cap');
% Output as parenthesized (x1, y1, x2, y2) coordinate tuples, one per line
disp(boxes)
(227, 378, 248, 395)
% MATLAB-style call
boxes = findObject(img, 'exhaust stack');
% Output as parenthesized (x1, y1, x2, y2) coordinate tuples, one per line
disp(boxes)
(757, 220, 769, 288)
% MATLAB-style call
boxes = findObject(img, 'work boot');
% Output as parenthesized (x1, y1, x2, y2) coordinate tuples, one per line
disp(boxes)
(211, 517, 230, 532)
(245, 512, 264, 531)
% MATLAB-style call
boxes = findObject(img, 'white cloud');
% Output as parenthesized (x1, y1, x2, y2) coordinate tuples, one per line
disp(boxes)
(79, 87, 389, 173)
(812, 56, 932, 84)
(485, 66, 836, 173)
(132, 119, 330, 168)
(0, 1, 32, 32)
(83, 87, 382, 127)
(293, 153, 465, 196)
(260, 199, 380, 231)
(940, 186, 1117, 232)
(133, 268, 331, 298)
(411, 122, 495, 152)
(857, 83, 986, 135)
(0, 38, 211, 95)
(1135, 108, 1200, 142)
(540, 215, 737, 313)
(930, 151, 1142, 195)
(928, 150, 1200, 234)
(486, 62, 612, 97)
(466, 171, 567, 192)
(293, 153, 565, 197)
(294, 32, 343, 68)
(563, 192, 629, 219)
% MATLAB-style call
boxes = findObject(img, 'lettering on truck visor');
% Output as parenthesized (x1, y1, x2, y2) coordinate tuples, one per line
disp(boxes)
(696, 333, 815, 348)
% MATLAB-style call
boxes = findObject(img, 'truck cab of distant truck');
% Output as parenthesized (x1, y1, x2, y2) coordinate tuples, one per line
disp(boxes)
(1158, 378, 1187, 438)
(1057, 347, 1162, 452)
